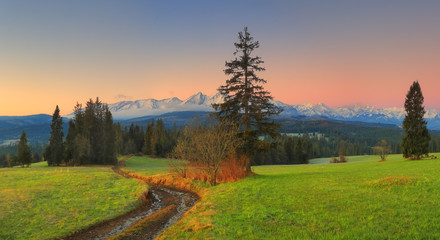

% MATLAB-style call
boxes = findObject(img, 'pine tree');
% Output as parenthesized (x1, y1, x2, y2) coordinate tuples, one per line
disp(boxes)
(402, 81, 431, 159)
(17, 130, 32, 167)
(213, 27, 282, 171)
(46, 105, 64, 166)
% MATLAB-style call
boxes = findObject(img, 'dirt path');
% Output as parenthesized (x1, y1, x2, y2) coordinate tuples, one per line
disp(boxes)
(61, 157, 198, 240)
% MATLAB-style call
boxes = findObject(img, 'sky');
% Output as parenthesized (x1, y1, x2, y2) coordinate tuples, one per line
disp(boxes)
(1, 1, 440, 116)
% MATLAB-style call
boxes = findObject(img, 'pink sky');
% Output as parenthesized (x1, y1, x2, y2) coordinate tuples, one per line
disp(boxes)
(1, 1, 439, 116)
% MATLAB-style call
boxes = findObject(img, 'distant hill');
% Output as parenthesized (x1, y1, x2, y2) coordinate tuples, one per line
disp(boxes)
(0, 114, 52, 129)
(0, 114, 67, 146)
(119, 111, 212, 128)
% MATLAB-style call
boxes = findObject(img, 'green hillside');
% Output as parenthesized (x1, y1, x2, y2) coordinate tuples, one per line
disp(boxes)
(155, 154, 440, 239)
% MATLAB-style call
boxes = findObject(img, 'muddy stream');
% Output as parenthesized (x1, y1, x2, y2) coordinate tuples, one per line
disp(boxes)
(62, 163, 198, 240)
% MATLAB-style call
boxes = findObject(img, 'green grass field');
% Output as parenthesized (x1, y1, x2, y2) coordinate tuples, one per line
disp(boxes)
(122, 155, 181, 177)
(3, 154, 439, 239)
(0, 165, 146, 240)
(155, 153, 440, 239)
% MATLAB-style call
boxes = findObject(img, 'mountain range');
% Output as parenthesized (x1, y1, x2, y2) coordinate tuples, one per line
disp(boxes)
(104, 92, 440, 130)
(104, 92, 224, 119)
(2, 92, 440, 146)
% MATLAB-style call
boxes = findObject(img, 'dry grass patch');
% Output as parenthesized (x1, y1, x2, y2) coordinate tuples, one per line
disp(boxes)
(156, 200, 215, 240)
(370, 176, 418, 187)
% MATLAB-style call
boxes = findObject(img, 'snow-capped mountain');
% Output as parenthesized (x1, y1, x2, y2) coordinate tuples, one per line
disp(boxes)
(106, 92, 223, 119)
(276, 102, 440, 129)
(72, 92, 440, 129)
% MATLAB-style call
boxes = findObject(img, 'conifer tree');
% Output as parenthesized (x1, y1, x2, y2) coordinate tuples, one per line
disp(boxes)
(213, 27, 282, 171)
(17, 130, 32, 167)
(402, 81, 430, 159)
(46, 105, 64, 166)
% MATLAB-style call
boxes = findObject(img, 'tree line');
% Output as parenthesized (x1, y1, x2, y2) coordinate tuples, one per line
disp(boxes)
(0, 131, 34, 167)
(0, 143, 44, 167)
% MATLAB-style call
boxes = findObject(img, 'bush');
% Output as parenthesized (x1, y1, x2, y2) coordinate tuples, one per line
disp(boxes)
(330, 155, 347, 163)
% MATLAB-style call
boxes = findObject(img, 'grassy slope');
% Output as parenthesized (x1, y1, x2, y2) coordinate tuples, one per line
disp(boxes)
(155, 153, 440, 239)
(0, 166, 146, 240)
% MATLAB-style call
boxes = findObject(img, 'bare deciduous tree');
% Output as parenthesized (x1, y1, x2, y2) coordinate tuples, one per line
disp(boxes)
(373, 139, 390, 161)
(173, 118, 242, 186)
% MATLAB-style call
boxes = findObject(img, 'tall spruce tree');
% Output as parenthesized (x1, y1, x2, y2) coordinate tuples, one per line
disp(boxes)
(213, 27, 282, 171)
(402, 81, 430, 159)
(17, 130, 32, 167)
(46, 105, 64, 166)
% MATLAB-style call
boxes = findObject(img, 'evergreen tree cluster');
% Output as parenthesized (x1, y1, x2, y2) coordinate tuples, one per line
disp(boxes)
(429, 136, 440, 153)
(64, 98, 116, 165)
(252, 132, 406, 165)
(115, 119, 180, 157)
(0, 143, 45, 167)
(308, 134, 402, 157)
(253, 136, 311, 165)
(0, 154, 9, 167)
(143, 119, 179, 156)
(279, 120, 404, 157)
(116, 123, 144, 155)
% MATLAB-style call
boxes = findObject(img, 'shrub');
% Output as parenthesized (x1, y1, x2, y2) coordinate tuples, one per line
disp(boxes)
(330, 155, 347, 163)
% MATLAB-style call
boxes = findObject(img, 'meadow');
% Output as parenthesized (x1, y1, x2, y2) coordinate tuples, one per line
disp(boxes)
(0, 165, 146, 240)
(138, 153, 440, 239)
(2, 154, 439, 239)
